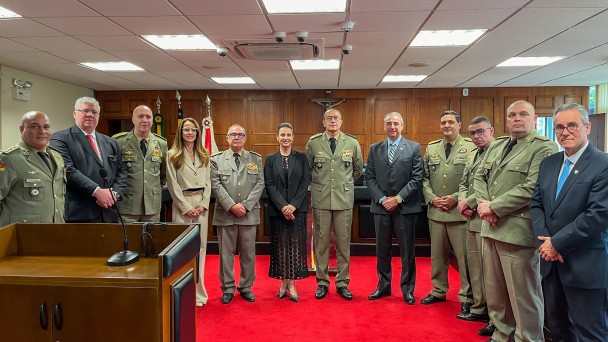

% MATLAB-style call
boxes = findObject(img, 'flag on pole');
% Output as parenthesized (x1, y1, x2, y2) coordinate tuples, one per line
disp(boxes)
(176, 90, 183, 128)
(153, 96, 165, 137)
(202, 95, 218, 154)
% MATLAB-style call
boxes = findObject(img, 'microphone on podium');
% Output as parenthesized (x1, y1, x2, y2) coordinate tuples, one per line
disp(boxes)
(99, 169, 139, 266)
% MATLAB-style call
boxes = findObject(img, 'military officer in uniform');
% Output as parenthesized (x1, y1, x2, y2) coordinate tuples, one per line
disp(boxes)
(474, 100, 558, 342)
(113, 105, 167, 223)
(0, 111, 65, 226)
(305, 108, 363, 301)
(211, 124, 264, 304)
(457, 116, 495, 335)
(421, 110, 474, 314)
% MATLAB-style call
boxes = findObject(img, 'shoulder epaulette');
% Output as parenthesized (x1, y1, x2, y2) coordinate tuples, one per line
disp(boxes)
(534, 135, 550, 141)
(47, 145, 60, 153)
(112, 132, 129, 139)
(496, 136, 510, 140)
(463, 137, 472, 142)
(1, 145, 19, 154)
(308, 133, 322, 140)
(249, 151, 261, 157)
(344, 133, 358, 140)
(211, 151, 223, 157)
(152, 133, 167, 141)
(428, 139, 442, 145)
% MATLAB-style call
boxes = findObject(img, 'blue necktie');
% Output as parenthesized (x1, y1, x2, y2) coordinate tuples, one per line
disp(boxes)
(555, 159, 572, 198)
(388, 142, 396, 163)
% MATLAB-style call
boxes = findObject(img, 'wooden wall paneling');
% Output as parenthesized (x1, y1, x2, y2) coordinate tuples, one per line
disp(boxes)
(564, 94, 583, 106)
(335, 99, 366, 136)
(534, 96, 555, 114)
(589, 113, 606, 152)
(460, 98, 495, 128)
(292, 99, 324, 137)
(373, 99, 408, 135)
(416, 97, 451, 143)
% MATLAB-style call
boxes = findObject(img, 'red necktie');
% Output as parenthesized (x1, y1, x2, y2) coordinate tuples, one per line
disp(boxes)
(86, 134, 101, 159)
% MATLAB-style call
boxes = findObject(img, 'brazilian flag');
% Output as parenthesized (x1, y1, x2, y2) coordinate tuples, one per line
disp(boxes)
(153, 112, 165, 137)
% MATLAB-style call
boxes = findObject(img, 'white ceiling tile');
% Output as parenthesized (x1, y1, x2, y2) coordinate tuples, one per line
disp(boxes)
(0, 0, 98, 17)
(50, 50, 121, 63)
(0, 18, 63, 37)
(351, 0, 439, 12)
(108, 50, 176, 62)
(12, 36, 97, 51)
(172, 0, 263, 15)
(439, 0, 530, 10)
(34, 17, 132, 36)
(505, 7, 605, 29)
(75, 36, 156, 51)
(79, 0, 181, 16)
(528, 0, 608, 8)
(349, 11, 430, 32)
(132, 61, 191, 71)
(190, 15, 271, 35)
(422, 9, 517, 30)
(254, 77, 300, 89)
(110, 16, 200, 35)
(0, 38, 37, 52)
(0, 51, 69, 63)
(267, 13, 348, 32)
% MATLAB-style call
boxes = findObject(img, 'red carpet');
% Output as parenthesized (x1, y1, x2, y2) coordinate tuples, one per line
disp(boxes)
(197, 255, 488, 341)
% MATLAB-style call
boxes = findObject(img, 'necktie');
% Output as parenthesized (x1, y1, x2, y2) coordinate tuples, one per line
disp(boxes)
(388, 142, 396, 163)
(445, 143, 452, 158)
(329, 137, 336, 154)
(473, 149, 483, 164)
(86, 134, 101, 160)
(140, 139, 147, 156)
(502, 138, 517, 162)
(37, 151, 52, 172)
(556, 159, 572, 198)
(233, 152, 240, 169)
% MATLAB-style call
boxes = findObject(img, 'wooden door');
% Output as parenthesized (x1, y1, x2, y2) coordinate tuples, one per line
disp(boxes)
(0, 284, 52, 341)
(51, 286, 159, 342)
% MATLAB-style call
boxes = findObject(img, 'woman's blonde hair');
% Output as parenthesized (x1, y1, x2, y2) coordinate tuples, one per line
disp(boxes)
(169, 117, 210, 169)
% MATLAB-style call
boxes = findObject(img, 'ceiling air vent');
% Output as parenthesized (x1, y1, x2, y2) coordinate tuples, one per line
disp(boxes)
(223, 38, 324, 60)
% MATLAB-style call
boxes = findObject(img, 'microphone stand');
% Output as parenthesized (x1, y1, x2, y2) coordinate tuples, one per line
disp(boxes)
(101, 170, 139, 266)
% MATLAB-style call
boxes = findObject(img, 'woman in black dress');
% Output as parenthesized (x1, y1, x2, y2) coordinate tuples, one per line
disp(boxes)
(264, 123, 310, 302)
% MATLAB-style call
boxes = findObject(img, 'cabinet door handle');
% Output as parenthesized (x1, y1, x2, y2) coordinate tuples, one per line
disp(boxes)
(39, 302, 48, 330)
(53, 302, 63, 330)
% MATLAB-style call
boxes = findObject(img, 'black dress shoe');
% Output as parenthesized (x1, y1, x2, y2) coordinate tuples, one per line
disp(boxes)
(404, 293, 415, 305)
(461, 302, 472, 314)
(420, 294, 446, 305)
(478, 322, 496, 336)
(337, 287, 353, 300)
(240, 291, 256, 302)
(289, 294, 299, 303)
(221, 293, 234, 304)
(277, 291, 287, 299)
(315, 285, 328, 299)
(368, 289, 391, 300)
(456, 312, 490, 322)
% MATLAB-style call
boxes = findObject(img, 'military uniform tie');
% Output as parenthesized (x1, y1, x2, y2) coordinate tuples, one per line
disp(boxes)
(233, 152, 240, 169)
(37, 151, 52, 173)
(445, 142, 452, 158)
(140, 139, 147, 156)
(501, 138, 517, 162)
(329, 137, 336, 154)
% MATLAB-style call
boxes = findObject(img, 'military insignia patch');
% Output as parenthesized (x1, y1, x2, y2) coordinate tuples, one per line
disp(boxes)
(222, 175, 228, 181)
(431, 165, 436, 172)
(317, 163, 323, 169)
(342, 150, 353, 157)
(0, 163, 5, 171)
(431, 154, 439, 160)
(545, 151, 553, 157)
(152, 149, 163, 157)
(127, 162, 132, 168)
(459, 148, 468, 154)
(31, 188, 40, 196)
(246, 163, 258, 171)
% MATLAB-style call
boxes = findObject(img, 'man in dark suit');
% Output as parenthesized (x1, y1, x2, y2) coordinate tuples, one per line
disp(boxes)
(531, 103, 608, 341)
(50, 97, 127, 223)
(365, 112, 423, 305)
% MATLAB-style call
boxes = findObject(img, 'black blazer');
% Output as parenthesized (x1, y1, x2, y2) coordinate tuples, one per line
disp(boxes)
(50, 124, 127, 222)
(264, 150, 310, 217)
(365, 137, 423, 215)
(531, 144, 608, 289)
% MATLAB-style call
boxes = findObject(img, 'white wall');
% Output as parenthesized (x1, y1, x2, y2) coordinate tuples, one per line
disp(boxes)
(0, 65, 94, 149)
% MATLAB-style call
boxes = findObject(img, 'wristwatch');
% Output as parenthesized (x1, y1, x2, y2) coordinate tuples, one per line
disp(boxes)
(396, 195, 403, 203)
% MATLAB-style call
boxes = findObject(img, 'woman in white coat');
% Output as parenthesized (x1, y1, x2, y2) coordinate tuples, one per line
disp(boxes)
(167, 117, 211, 306)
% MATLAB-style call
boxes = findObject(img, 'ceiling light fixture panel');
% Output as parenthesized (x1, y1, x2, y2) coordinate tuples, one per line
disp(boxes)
(497, 56, 566, 67)
(382, 75, 428, 82)
(411, 29, 487, 47)
(80, 62, 144, 71)
(262, 0, 346, 13)
(0, 6, 21, 19)
(290, 59, 339, 70)
(142, 35, 216, 50)
(211, 77, 256, 84)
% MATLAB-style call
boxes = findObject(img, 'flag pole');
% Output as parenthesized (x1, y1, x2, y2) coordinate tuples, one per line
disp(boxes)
(176, 90, 183, 128)
(153, 95, 164, 137)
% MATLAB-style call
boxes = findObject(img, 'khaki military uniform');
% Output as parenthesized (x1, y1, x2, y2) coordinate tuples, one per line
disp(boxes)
(422, 134, 474, 303)
(0, 140, 65, 226)
(210, 149, 264, 294)
(305, 132, 363, 288)
(458, 144, 490, 315)
(474, 132, 558, 342)
(113, 131, 167, 223)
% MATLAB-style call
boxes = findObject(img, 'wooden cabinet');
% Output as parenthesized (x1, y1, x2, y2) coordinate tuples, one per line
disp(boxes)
(0, 223, 200, 342)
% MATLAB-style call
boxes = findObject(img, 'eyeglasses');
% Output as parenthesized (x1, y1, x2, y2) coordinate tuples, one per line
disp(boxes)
(227, 133, 246, 138)
(468, 127, 492, 137)
(554, 122, 585, 134)
(182, 128, 198, 133)
(324, 115, 341, 121)
(76, 109, 99, 116)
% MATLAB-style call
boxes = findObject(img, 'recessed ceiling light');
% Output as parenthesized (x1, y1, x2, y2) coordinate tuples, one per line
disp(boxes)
(0, 6, 21, 18)
(497, 56, 565, 67)
(80, 62, 144, 71)
(211, 77, 256, 84)
(290, 59, 340, 70)
(382, 75, 427, 82)
(142, 35, 216, 50)
(262, 0, 346, 13)
(411, 30, 487, 47)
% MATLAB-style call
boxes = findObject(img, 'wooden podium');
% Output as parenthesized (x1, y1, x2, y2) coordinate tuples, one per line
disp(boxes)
(0, 223, 200, 342)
